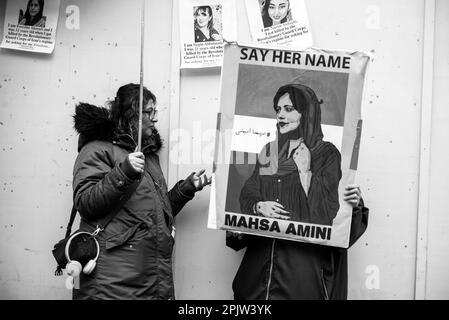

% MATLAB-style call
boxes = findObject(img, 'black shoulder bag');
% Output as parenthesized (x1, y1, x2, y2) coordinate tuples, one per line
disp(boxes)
(52, 178, 141, 276)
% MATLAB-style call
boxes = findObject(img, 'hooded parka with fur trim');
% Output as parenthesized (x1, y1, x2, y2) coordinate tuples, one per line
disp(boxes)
(71, 103, 196, 300)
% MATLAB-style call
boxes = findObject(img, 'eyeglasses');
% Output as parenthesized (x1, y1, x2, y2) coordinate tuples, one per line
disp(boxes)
(142, 107, 158, 120)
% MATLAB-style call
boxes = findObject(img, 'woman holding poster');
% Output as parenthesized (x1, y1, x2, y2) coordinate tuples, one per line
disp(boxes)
(228, 83, 369, 300)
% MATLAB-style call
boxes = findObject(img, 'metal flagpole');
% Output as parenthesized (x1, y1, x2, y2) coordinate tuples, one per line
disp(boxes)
(137, 0, 145, 152)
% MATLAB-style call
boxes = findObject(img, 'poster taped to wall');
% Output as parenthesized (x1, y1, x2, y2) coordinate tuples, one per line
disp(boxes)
(179, 0, 236, 68)
(245, 0, 313, 49)
(0, 0, 61, 54)
(209, 43, 371, 248)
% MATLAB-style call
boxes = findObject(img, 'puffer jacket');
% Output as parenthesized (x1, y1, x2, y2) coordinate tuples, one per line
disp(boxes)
(71, 103, 196, 300)
(227, 200, 369, 300)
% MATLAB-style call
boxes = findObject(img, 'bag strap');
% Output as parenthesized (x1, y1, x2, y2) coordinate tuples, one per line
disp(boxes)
(65, 205, 78, 239)
(65, 176, 142, 237)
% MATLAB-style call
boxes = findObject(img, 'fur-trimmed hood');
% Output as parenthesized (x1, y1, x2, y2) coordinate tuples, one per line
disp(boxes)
(73, 103, 162, 153)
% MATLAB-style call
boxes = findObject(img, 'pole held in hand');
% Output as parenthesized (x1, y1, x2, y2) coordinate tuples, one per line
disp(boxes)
(137, 0, 145, 152)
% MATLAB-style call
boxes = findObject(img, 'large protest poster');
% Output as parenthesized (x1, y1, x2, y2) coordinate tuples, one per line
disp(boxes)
(209, 43, 371, 248)
(0, 0, 61, 54)
(245, 0, 313, 49)
(179, 0, 236, 68)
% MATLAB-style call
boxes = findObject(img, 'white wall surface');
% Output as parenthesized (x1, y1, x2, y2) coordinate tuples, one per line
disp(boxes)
(425, 0, 449, 300)
(0, 0, 173, 299)
(173, 0, 449, 300)
(0, 0, 448, 300)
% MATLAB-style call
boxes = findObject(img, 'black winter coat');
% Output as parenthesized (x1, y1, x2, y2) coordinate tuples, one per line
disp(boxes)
(226, 200, 369, 300)
(71, 103, 196, 300)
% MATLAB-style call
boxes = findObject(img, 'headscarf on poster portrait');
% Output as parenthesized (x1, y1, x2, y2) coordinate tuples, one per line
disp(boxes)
(258, 83, 325, 177)
(238, 83, 342, 225)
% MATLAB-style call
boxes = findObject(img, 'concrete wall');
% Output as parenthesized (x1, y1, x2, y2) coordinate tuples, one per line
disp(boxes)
(0, 0, 448, 300)
(0, 0, 174, 299)
(425, 0, 449, 300)
(172, 0, 449, 300)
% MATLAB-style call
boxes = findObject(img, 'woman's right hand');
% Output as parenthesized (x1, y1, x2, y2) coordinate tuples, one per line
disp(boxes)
(255, 201, 291, 220)
(227, 231, 244, 240)
(210, 33, 221, 41)
(292, 140, 311, 173)
(18, 9, 24, 23)
(128, 152, 145, 173)
(34, 18, 45, 28)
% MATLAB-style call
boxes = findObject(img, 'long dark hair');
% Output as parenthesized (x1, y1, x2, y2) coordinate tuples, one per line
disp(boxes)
(194, 6, 214, 30)
(23, 0, 44, 26)
(109, 83, 156, 139)
(262, 0, 291, 28)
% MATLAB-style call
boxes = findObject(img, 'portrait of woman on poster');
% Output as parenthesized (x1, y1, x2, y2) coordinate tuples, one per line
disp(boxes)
(18, 0, 46, 28)
(261, 0, 292, 28)
(193, 6, 221, 42)
(239, 83, 342, 226)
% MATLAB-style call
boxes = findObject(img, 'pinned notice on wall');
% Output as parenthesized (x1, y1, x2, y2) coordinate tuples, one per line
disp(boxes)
(0, 0, 61, 54)
(179, 0, 236, 68)
(245, 0, 313, 49)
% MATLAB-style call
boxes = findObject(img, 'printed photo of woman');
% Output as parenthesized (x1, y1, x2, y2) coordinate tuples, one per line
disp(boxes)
(239, 83, 342, 226)
(193, 5, 222, 43)
(18, 0, 46, 28)
(261, 0, 292, 28)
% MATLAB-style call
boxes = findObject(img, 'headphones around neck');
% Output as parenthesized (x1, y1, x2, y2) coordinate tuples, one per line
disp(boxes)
(64, 232, 100, 277)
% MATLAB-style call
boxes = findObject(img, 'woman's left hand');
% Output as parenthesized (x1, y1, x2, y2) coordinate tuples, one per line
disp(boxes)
(189, 169, 212, 191)
(344, 184, 362, 208)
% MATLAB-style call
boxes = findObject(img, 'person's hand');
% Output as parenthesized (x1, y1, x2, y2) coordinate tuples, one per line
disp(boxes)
(292, 140, 311, 173)
(18, 10, 25, 25)
(344, 184, 362, 208)
(34, 18, 45, 28)
(128, 152, 145, 174)
(210, 33, 221, 41)
(188, 169, 211, 191)
(256, 201, 291, 220)
(227, 231, 244, 240)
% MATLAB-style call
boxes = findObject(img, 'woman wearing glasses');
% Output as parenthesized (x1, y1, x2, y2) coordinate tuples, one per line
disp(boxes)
(71, 83, 210, 299)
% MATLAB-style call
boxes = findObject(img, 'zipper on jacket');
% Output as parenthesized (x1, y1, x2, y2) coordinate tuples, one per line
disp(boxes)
(265, 239, 276, 300)
(321, 268, 329, 300)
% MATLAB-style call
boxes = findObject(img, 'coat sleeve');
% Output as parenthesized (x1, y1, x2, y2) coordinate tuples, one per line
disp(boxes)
(348, 198, 369, 248)
(73, 142, 139, 221)
(226, 231, 252, 251)
(239, 163, 264, 215)
(168, 178, 197, 217)
(308, 147, 342, 225)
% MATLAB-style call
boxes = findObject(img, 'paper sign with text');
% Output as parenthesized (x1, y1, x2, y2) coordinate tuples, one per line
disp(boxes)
(1, 0, 61, 54)
(245, 0, 313, 49)
(180, 0, 236, 68)
(208, 43, 371, 248)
